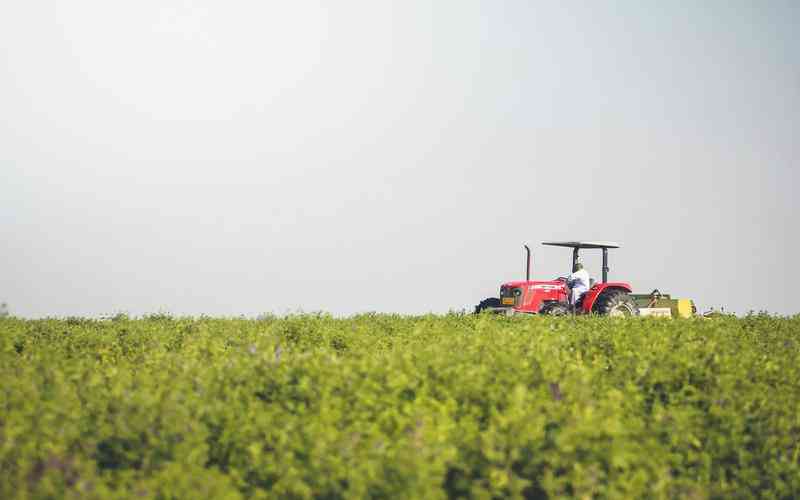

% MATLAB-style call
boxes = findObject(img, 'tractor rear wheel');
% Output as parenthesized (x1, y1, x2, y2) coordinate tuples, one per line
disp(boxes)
(594, 291, 639, 317)
(475, 297, 502, 314)
(540, 301, 570, 316)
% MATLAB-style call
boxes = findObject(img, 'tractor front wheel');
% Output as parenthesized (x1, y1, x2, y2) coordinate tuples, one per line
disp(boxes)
(540, 301, 570, 316)
(475, 297, 502, 314)
(594, 291, 639, 317)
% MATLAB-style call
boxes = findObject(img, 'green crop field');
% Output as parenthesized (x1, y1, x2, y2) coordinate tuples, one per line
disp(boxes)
(1, 314, 799, 499)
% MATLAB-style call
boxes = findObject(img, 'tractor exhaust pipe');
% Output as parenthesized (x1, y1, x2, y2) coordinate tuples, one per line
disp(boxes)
(524, 244, 531, 281)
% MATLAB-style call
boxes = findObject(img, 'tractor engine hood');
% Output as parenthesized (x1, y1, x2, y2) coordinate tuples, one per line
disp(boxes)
(498, 280, 568, 312)
(501, 280, 563, 289)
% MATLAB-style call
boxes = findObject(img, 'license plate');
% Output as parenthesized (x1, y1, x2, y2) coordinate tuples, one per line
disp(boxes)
(502, 297, 514, 305)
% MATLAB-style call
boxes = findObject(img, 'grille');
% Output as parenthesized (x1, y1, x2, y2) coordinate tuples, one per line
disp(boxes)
(500, 286, 523, 306)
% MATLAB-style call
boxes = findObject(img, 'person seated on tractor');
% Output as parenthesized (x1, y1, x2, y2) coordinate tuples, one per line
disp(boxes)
(567, 262, 591, 306)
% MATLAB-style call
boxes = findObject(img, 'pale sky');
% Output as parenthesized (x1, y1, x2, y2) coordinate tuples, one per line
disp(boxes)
(2, 1, 798, 317)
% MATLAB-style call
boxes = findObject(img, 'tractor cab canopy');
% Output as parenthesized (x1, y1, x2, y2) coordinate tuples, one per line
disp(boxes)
(541, 241, 620, 283)
(541, 241, 620, 249)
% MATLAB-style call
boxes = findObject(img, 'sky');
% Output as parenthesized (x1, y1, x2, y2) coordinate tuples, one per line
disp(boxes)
(1, 1, 798, 317)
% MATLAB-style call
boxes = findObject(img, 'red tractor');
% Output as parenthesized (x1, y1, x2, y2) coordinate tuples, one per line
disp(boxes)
(475, 241, 640, 316)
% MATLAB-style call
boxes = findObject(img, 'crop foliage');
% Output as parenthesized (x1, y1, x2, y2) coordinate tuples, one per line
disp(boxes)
(1, 314, 799, 499)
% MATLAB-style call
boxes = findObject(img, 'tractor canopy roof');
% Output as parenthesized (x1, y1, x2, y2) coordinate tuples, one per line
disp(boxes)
(542, 241, 620, 249)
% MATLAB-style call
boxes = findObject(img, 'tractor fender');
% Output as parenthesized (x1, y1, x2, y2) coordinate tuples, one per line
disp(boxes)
(581, 283, 633, 313)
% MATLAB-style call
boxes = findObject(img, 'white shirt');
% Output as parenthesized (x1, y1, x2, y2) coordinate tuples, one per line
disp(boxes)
(568, 268, 590, 290)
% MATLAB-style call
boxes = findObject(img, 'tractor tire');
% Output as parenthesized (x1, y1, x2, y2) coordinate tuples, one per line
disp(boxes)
(475, 297, 502, 314)
(593, 290, 640, 317)
(540, 301, 570, 316)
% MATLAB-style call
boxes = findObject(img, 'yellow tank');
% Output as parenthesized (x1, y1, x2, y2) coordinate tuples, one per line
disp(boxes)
(672, 299, 695, 318)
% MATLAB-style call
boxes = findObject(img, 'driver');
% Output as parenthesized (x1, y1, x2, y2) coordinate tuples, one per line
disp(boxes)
(567, 262, 591, 306)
